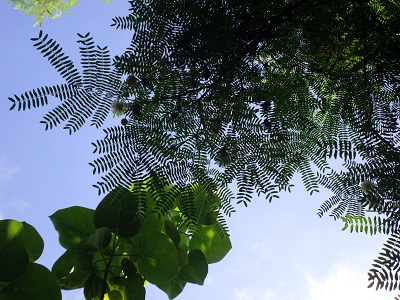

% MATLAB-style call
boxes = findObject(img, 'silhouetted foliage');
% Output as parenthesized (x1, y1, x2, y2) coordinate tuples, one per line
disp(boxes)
(7, 0, 400, 297)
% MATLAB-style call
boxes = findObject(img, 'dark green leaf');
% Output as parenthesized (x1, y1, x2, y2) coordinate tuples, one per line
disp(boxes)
(84, 274, 103, 300)
(0, 280, 9, 292)
(108, 290, 123, 300)
(51, 246, 79, 280)
(49, 206, 96, 249)
(94, 187, 144, 238)
(138, 231, 179, 284)
(108, 276, 126, 290)
(164, 220, 180, 247)
(121, 258, 137, 277)
(58, 255, 93, 289)
(108, 275, 145, 300)
(76, 227, 112, 255)
(176, 246, 188, 267)
(0, 220, 29, 281)
(117, 238, 140, 259)
(124, 274, 145, 300)
(76, 239, 99, 256)
(89, 227, 112, 249)
(178, 249, 208, 285)
(0, 263, 61, 300)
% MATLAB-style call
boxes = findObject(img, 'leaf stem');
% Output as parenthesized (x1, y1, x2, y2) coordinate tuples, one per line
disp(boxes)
(100, 234, 117, 300)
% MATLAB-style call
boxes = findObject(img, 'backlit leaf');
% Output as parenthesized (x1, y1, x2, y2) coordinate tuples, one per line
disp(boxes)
(138, 231, 179, 284)
(21, 222, 44, 262)
(0, 220, 29, 281)
(49, 206, 96, 249)
(94, 187, 144, 238)
(178, 249, 208, 285)
(189, 225, 231, 263)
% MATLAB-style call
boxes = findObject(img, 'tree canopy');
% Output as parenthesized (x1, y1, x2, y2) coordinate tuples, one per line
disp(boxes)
(4, 0, 400, 298)
(6, 0, 111, 26)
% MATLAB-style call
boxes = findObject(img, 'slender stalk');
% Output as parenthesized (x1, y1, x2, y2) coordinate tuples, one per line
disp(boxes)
(100, 234, 117, 300)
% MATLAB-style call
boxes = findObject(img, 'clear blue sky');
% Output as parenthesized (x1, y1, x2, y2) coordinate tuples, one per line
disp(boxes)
(0, 2, 395, 299)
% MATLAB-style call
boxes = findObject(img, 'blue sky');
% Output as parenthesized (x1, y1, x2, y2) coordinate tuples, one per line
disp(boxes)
(0, 1, 396, 299)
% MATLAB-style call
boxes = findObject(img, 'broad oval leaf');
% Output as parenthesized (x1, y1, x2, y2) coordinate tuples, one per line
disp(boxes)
(49, 206, 96, 249)
(94, 187, 144, 238)
(138, 231, 179, 284)
(0, 263, 61, 300)
(21, 222, 44, 262)
(0, 219, 29, 281)
(84, 274, 103, 300)
(189, 225, 231, 263)
(178, 249, 208, 285)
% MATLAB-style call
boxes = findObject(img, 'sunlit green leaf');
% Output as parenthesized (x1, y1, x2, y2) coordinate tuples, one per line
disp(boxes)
(189, 225, 231, 263)
(138, 231, 179, 284)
